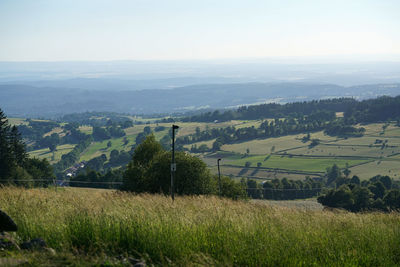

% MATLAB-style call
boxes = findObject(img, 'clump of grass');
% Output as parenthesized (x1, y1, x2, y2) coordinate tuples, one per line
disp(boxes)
(1, 186, 400, 266)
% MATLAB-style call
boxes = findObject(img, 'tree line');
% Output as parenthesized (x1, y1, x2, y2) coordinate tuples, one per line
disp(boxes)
(183, 98, 356, 122)
(344, 95, 400, 123)
(318, 174, 400, 212)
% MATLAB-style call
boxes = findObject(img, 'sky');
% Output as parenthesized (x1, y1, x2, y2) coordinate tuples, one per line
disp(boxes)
(0, 0, 399, 61)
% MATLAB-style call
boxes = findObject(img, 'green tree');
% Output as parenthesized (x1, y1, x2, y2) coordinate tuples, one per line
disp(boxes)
(0, 109, 14, 180)
(122, 135, 163, 192)
(383, 189, 400, 210)
(147, 151, 215, 195)
(326, 164, 342, 185)
(343, 163, 351, 178)
(122, 134, 216, 196)
(219, 175, 247, 199)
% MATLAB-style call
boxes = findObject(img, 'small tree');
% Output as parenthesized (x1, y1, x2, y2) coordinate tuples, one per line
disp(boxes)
(343, 163, 351, 178)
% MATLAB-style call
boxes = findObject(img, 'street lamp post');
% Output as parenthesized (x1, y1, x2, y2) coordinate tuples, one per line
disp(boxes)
(171, 124, 179, 201)
(217, 158, 222, 196)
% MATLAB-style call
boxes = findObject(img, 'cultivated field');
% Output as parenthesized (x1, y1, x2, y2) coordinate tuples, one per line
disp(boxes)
(214, 122, 400, 180)
(26, 119, 400, 181)
(1, 187, 399, 266)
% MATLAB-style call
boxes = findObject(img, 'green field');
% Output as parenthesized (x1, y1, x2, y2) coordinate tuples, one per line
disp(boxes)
(1, 187, 399, 266)
(79, 136, 136, 161)
(26, 120, 400, 181)
(230, 154, 369, 173)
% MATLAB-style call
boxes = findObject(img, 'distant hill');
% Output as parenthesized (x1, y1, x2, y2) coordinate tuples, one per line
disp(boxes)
(1, 82, 399, 117)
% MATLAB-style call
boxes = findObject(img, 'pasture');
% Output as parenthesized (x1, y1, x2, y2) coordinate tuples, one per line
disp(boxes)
(229, 154, 369, 173)
(29, 144, 75, 164)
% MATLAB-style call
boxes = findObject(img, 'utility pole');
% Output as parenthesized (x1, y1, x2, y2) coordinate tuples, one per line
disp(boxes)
(217, 158, 222, 196)
(171, 124, 179, 201)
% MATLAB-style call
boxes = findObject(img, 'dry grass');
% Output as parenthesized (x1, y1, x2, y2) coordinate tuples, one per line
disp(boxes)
(1, 186, 400, 266)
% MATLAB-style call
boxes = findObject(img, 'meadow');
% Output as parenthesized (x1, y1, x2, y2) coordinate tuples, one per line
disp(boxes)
(230, 154, 369, 173)
(28, 144, 75, 164)
(1, 186, 400, 266)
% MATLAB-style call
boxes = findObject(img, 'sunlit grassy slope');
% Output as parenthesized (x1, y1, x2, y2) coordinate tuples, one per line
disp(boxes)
(1, 187, 399, 266)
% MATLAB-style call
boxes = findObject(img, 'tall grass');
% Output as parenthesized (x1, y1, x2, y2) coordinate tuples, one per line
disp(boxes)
(1, 186, 400, 266)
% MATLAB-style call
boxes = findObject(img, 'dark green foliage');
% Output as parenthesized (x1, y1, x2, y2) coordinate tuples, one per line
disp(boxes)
(318, 174, 400, 212)
(122, 135, 214, 195)
(24, 158, 55, 187)
(122, 135, 244, 198)
(63, 128, 88, 144)
(318, 185, 355, 210)
(260, 177, 322, 200)
(345, 95, 400, 123)
(154, 125, 166, 132)
(0, 108, 54, 186)
(121, 120, 133, 129)
(246, 179, 262, 199)
(383, 189, 400, 210)
(185, 98, 354, 122)
(85, 154, 107, 171)
(324, 121, 365, 137)
(92, 126, 111, 141)
(135, 132, 148, 145)
(326, 164, 341, 185)
(219, 175, 247, 199)
(38, 133, 60, 151)
(18, 120, 59, 142)
(350, 175, 360, 185)
(309, 138, 320, 148)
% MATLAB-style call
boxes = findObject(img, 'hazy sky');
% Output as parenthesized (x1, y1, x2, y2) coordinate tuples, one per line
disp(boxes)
(1, 0, 399, 61)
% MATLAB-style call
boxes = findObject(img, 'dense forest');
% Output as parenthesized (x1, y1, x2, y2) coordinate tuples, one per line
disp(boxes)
(184, 98, 357, 122)
(183, 96, 400, 124)
(344, 95, 400, 123)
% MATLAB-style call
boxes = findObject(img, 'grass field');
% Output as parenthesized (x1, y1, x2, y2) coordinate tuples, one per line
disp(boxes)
(79, 136, 136, 161)
(285, 144, 400, 158)
(8, 117, 28, 126)
(222, 135, 306, 155)
(78, 125, 93, 134)
(349, 159, 400, 179)
(221, 131, 338, 155)
(28, 144, 76, 164)
(210, 165, 315, 180)
(230, 154, 369, 173)
(1, 187, 399, 266)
